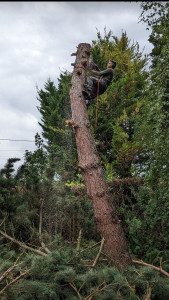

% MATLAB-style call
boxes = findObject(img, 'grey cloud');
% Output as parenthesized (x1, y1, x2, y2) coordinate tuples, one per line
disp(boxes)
(0, 1, 152, 169)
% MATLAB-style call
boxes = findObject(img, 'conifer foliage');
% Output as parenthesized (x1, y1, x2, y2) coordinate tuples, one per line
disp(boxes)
(0, 1, 169, 298)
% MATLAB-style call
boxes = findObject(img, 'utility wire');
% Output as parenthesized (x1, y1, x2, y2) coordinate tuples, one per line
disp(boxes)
(0, 150, 26, 151)
(0, 139, 35, 142)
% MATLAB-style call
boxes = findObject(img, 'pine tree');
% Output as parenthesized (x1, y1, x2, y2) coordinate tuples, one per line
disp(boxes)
(69, 43, 132, 269)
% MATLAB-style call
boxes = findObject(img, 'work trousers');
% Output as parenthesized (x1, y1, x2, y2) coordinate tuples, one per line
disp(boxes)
(86, 76, 107, 99)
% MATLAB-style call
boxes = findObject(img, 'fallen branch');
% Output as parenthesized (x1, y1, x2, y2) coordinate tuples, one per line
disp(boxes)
(0, 268, 31, 295)
(133, 259, 169, 277)
(0, 264, 18, 283)
(85, 281, 107, 300)
(90, 238, 105, 271)
(0, 216, 6, 227)
(69, 281, 82, 300)
(0, 229, 47, 257)
(80, 241, 103, 254)
(145, 285, 151, 300)
(41, 241, 51, 254)
(0, 254, 22, 283)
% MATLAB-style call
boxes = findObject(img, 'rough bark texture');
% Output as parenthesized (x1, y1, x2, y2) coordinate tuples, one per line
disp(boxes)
(69, 43, 132, 269)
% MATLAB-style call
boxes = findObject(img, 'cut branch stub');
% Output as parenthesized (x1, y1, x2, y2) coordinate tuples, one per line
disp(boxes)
(71, 52, 77, 56)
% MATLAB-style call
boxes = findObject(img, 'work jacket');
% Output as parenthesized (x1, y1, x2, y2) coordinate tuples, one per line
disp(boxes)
(90, 68, 114, 87)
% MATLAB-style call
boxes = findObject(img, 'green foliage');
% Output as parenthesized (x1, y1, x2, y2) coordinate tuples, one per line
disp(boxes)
(139, 2, 169, 66)
(40, 182, 98, 242)
(0, 6, 169, 298)
(1, 247, 169, 299)
(0, 140, 48, 245)
(136, 1, 169, 183)
(37, 75, 77, 182)
(0, 152, 97, 247)
(115, 182, 169, 263)
(89, 29, 148, 178)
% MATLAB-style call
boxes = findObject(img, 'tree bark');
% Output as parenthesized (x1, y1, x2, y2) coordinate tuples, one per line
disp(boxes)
(69, 43, 132, 269)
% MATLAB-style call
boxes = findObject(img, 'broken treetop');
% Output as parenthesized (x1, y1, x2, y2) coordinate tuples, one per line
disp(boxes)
(90, 68, 114, 87)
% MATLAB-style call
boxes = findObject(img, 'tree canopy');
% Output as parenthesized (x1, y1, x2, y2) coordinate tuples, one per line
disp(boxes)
(0, 2, 169, 298)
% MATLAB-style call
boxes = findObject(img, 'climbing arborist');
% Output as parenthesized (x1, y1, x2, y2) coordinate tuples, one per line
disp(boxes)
(83, 59, 116, 108)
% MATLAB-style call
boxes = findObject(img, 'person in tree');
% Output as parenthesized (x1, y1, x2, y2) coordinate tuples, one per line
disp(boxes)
(83, 59, 116, 108)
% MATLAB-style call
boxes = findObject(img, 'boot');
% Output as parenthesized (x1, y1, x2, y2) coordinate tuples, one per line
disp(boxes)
(82, 90, 89, 97)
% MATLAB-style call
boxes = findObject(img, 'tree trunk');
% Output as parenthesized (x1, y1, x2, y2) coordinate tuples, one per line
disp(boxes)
(69, 43, 132, 269)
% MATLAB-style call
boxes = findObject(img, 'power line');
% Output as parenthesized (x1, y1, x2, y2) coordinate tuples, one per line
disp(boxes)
(0, 139, 35, 142)
(0, 150, 26, 151)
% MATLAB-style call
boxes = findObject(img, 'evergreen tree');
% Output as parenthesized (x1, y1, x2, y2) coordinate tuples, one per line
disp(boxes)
(90, 29, 148, 178)
(37, 75, 77, 182)
(0, 137, 48, 246)
(122, 0, 169, 264)
(0, 158, 21, 218)
(36, 30, 149, 180)
(136, 1, 169, 183)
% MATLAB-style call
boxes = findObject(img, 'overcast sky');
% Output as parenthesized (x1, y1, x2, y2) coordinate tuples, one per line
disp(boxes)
(0, 1, 152, 171)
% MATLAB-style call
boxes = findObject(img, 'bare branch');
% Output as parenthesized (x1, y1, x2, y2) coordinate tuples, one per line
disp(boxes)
(90, 238, 105, 271)
(77, 229, 82, 252)
(0, 229, 47, 257)
(0, 216, 6, 227)
(145, 283, 151, 300)
(0, 268, 31, 295)
(0, 264, 18, 283)
(0, 253, 24, 284)
(69, 282, 82, 300)
(39, 198, 51, 254)
(133, 259, 169, 277)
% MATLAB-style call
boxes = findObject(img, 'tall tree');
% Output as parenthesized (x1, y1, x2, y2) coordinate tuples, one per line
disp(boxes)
(37, 75, 77, 181)
(136, 1, 169, 183)
(89, 29, 148, 178)
(36, 30, 148, 180)
(69, 43, 132, 269)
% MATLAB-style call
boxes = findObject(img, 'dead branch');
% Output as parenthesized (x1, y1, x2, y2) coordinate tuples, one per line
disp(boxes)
(90, 238, 105, 271)
(0, 216, 6, 227)
(145, 284, 151, 300)
(85, 281, 107, 300)
(39, 198, 51, 254)
(69, 282, 82, 300)
(80, 241, 103, 254)
(133, 259, 169, 277)
(71, 52, 77, 56)
(40, 242, 51, 254)
(0, 264, 18, 283)
(0, 268, 31, 295)
(39, 198, 43, 239)
(0, 229, 47, 257)
(65, 119, 77, 128)
(0, 254, 22, 283)
(77, 229, 82, 252)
